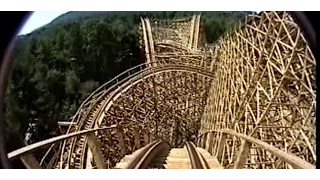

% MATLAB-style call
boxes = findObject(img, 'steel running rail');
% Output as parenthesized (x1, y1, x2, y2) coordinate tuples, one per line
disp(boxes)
(123, 140, 170, 169)
(185, 141, 210, 169)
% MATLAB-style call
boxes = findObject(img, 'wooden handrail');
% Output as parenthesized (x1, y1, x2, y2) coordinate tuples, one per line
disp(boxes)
(198, 129, 315, 169)
(8, 125, 117, 160)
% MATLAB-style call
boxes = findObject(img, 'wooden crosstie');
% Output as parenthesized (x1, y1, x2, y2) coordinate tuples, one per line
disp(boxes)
(8, 11, 315, 169)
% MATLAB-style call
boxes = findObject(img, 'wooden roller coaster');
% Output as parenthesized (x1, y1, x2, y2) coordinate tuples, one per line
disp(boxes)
(7, 11, 315, 169)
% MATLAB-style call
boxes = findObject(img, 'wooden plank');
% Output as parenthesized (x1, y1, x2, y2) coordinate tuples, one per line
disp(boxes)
(165, 148, 191, 169)
(87, 132, 106, 169)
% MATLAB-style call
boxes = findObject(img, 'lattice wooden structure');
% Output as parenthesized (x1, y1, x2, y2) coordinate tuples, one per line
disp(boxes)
(7, 11, 315, 169)
(199, 11, 315, 168)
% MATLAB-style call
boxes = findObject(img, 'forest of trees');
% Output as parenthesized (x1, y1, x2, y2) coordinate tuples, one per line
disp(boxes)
(4, 11, 253, 154)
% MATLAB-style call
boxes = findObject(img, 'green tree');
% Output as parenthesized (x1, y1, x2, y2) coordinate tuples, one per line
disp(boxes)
(4, 12, 250, 162)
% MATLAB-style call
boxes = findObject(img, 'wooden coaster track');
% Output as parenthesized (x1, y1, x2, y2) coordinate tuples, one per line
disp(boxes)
(7, 11, 315, 169)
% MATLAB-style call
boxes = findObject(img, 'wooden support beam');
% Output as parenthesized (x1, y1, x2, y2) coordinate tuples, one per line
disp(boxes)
(193, 15, 201, 49)
(140, 18, 151, 64)
(87, 132, 106, 169)
(201, 133, 207, 148)
(20, 154, 42, 169)
(134, 129, 141, 150)
(116, 128, 126, 157)
(188, 15, 195, 49)
(143, 131, 149, 146)
(196, 136, 202, 147)
(216, 133, 226, 162)
(145, 18, 155, 63)
(233, 140, 251, 169)
(205, 132, 214, 154)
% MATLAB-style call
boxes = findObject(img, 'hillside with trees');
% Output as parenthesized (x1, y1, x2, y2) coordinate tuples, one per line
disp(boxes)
(4, 11, 253, 156)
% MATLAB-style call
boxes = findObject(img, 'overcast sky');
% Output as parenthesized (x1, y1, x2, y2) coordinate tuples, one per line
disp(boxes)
(18, 11, 68, 35)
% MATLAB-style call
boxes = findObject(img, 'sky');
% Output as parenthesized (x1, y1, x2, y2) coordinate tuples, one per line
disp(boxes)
(18, 11, 69, 35)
